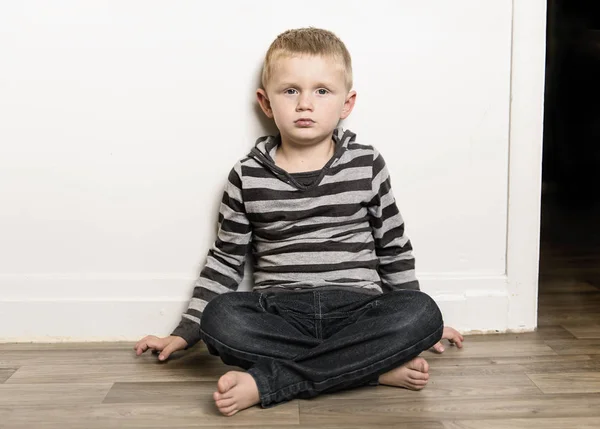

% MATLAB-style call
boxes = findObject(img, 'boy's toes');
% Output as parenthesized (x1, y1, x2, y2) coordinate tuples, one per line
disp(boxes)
(216, 398, 235, 409)
(409, 370, 429, 381)
(217, 372, 237, 394)
(219, 404, 238, 416)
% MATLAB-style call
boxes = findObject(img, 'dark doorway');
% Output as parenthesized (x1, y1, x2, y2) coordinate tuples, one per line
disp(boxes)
(539, 0, 600, 329)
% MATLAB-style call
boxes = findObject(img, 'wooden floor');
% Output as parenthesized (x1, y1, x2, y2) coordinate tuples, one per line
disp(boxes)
(2, 199, 600, 428)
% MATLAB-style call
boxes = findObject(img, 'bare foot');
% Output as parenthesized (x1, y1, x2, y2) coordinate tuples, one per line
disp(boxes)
(378, 357, 430, 390)
(213, 371, 260, 416)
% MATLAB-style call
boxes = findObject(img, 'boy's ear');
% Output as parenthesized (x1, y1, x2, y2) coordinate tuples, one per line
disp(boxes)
(256, 88, 274, 118)
(340, 90, 357, 120)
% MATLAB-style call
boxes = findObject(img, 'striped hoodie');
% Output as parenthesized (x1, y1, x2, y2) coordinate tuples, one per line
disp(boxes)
(172, 128, 419, 346)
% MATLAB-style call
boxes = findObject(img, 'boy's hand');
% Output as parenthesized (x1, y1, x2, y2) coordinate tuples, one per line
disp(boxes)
(134, 335, 188, 361)
(432, 326, 464, 353)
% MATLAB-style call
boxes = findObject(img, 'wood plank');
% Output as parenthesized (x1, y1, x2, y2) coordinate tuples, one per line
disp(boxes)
(538, 313, 600, 327)
(104, 381, 216, 404)
(463, 325, 575, 342)
(426, 353, 591, 368)
(298, 394, 600, 424)
(443, 417, 600, 429)
(0, 402, 299, 428)
(0, 348, 230, 370)
(521, 357, 600, 374)
(0, 342, 133, 351)
(428, 364, 525, 376)
(545, 340, 600, 355)
(322, 374, 541, 399)
(0, 368, 17, 383)
(426, 340, 556, 359)
(4, 363, 226, 384)
(0, 383, 112, 406)
(527, 372, 600, 394)
(562, 324, 600, 339)
(537, 280, 598, 294)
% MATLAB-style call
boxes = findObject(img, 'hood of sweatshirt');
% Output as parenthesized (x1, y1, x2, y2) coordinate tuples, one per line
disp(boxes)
(248, 127, 357, 190)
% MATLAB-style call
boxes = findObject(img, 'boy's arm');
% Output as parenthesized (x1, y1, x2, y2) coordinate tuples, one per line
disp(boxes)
(368, 150, 420, 292)
(171, 164, 252, 347)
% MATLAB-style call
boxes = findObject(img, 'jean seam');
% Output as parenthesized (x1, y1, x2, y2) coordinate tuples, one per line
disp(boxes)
(260, 322, 443, 403)
(200, 329, 272, 362)
(317, 291, 322, 339)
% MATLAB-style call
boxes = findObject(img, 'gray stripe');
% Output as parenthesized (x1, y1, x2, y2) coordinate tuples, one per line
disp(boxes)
(254, 210, 368, 231)
(378, 252, 414, 265)
(254, 268, 381, 283)
(256, 250, 376, 267)
(244, 176, 297, 191)
(225, 182, 243, 203)
(204, 257, 243, 282)
(383, 269, 418, 285)
(189, 297, 208, 313)
(245, 190, 371, 213)
(321, 166, 372, 185)
(198, 277, 233, 295)
(216, 228, 252, 246)
(219, 204, 251, 226)
(182, 313, 201, 324)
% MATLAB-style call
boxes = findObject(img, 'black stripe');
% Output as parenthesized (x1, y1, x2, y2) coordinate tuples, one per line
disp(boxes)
(185, 308, 204, 319)
(208, 249, 244, 273)
(324, 154, 373, 175)
(243, 178, 372, 202)
(255, 279, 298, 286)
(200, 267, 239, 289)
(255, 217, 370, 241)
(214, 239, 249, 256)
(375, 228, 412, 249)
(242, 154, 373, 180)
(388, 280, 420, 291)
(372, 153, 386, 179)
(256, 259, 379, 274)
(331, 226, 372, 238)
(370, 203, 401, 229)
(376, 177, 392, 198)
(222, 191, 244, 213)
(347, 143, 373, 151)
(227, 168, 242, 189)
(242, 166, 282, 179)
(198, 287, 221, 302)
(255, 240, 375, 257)
(375, 241, 410, 257)
(220, 218, 252, 234)
(246, 203, 363, 223)
(378, 259, 415, 276)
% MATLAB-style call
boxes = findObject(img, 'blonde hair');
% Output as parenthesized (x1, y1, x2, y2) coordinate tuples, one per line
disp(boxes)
(261, 27, 353, 91)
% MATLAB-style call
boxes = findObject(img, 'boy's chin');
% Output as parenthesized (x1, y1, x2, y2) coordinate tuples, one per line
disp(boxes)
(283, 129, 332, 144)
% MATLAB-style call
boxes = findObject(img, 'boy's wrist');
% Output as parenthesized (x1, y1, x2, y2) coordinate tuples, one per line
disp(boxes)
(171, 318, 202, 349)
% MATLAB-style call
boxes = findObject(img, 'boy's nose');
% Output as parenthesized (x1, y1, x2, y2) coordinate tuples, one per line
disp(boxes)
(296, 94, 314, 111)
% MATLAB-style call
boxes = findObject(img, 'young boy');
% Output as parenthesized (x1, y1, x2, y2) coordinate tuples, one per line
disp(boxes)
(135, 27, 463, 416)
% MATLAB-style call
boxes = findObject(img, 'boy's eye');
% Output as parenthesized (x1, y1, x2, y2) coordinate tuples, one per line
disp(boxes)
(285, 89, 298, 95)
(317, 89, 329, 95)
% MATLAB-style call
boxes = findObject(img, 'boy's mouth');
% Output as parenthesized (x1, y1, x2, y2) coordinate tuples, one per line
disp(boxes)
(295, 118, 315, 127)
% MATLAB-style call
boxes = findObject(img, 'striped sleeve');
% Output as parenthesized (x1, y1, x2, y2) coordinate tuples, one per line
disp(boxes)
(171, 162, 252, 346)
(368, 150, 420, 292)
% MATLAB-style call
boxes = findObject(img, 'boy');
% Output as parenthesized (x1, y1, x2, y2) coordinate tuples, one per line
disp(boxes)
(135, 27, 463, 416)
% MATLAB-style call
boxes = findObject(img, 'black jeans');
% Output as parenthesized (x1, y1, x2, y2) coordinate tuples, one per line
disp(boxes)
(200, 288, 443, 407)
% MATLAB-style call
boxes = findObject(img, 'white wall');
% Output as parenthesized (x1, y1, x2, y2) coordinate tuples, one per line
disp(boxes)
(0, 0, 546, 341)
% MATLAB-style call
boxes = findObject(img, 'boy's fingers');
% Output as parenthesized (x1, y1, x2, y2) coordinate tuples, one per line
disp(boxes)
(158, 343, 176, 361)
(432, 342, 445, 353)
(135, 342, 150, 356)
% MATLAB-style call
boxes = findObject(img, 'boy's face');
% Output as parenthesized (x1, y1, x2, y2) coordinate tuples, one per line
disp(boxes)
(257, 54, 356, 145)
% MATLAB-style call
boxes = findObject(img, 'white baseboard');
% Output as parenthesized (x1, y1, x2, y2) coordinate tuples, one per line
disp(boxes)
(0, 273, 526, 342)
